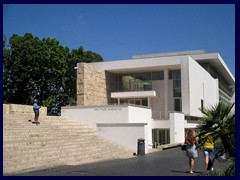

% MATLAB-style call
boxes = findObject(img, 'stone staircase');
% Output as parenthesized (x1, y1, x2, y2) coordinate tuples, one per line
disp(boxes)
(3, 104, 133, 175)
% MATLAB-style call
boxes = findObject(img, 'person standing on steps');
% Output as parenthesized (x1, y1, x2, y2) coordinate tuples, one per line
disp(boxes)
(185, 129, 199, 174)
(33, 99, 41, 125)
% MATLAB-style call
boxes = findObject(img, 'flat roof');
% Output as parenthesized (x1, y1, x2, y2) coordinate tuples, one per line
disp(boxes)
(191, 53, 235, 86)
(89, 50, 235, 87)
(132, 50, 206, 59)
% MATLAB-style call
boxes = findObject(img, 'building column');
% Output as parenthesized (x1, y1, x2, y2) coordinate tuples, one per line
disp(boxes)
(117, 98, 120, 105)
(148, 97, 151, 107)
(164, 68, 169, 119)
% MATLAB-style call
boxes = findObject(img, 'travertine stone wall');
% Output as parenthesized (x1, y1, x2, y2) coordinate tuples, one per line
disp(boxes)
(77, 63, 116, 106)
(3, 104, 47, 115)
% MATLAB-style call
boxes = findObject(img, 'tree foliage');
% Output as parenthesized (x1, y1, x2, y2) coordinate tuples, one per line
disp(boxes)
(197, 102, 235, 157)
(197, 102, 235, 176)
(3, 33, 103, 115)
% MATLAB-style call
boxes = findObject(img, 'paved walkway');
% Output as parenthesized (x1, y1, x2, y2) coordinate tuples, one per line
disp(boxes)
(7, 146, 228, 176)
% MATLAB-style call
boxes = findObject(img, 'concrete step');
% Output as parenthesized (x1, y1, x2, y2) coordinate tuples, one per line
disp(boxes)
(4, 128, 90, 134)
(4, 139, 129, 156)
(4, 117, 89, 127)
(3, 135, 97, 146)
(4, 142, 133, 174)
(3, 110, 133, 175)
(4, 145, 131, 163)
(4, 150, 133, 175)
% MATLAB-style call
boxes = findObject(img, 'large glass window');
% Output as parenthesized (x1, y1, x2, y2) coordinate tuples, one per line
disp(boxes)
(120, 98, 148, 106)
(152, 129, 170, 145)
(170, 70, 182, 111)
(169, 70, 181, 80)
(152, 72, 164, 80)
(117, 71, 164, 92)
(174, 98, 182, 112)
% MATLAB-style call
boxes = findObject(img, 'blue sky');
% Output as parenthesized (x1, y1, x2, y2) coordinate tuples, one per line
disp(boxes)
(3, 4, 235, 77)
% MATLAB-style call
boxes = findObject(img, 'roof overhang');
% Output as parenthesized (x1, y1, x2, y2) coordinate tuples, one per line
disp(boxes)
(111, 91, 156, 99)
(191, 53, 235, 87)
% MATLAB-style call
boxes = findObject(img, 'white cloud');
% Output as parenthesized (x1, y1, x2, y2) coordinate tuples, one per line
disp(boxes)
(77, 15, 86, 25)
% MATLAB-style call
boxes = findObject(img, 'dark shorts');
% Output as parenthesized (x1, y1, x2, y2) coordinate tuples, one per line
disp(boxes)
(34, 110, 39, 116)
(203, 147, 214, 158)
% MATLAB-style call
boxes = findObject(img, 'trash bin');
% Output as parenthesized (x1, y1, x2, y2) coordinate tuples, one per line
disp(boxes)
(137, 138, 145, 155)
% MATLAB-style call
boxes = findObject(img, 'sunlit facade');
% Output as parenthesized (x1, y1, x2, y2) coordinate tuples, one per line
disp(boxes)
(70, 50, 235, 148)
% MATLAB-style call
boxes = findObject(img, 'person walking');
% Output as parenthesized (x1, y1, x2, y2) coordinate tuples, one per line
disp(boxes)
(33, 99, 41, 125)
(185, 129, 198, 174)
(201, 131, 215, 173)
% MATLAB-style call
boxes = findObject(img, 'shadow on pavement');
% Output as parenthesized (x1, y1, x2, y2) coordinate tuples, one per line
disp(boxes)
(4, 147, 228, 176)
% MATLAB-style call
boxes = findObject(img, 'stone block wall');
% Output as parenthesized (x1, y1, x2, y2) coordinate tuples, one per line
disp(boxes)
(3, 104, 47, 115)
(77, 63, 116, 106)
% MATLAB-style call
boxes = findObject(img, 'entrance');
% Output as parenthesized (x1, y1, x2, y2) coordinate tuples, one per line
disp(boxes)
(120, 98, 148, 106)
(128, 99, 142, 106)
(152, 129, 170, 145)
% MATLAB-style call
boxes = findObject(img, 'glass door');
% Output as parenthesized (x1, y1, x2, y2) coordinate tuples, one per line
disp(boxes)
(128, 99, 142, 106)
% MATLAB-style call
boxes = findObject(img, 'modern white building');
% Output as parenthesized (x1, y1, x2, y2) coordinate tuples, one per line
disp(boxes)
(61, 50, 235, 154)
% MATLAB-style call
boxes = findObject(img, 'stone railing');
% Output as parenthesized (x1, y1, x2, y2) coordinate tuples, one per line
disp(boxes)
(3, 104, 47, 116)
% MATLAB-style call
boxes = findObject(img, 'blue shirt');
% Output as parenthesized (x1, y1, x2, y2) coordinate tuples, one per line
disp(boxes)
(33, 103, 39, 112)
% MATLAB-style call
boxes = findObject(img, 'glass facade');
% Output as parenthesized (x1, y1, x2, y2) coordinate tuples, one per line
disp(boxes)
(116, 72, 164, 92)
(169, 70, 182, 112)
(120, 98, 148, 106)
(152, 129, 170, 145)
(200, 63, 234, 104)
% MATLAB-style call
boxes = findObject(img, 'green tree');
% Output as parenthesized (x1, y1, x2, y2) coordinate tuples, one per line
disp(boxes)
(197, 102, 235, 175)
(3, 33, 69, 110)
(197, 102, 235, 156)
(4, 33, 40, 104)
(64, 47, 104, 106)
(40, 37, 70, 114)
(3, 33, 104, 114)
(3, 35, 11, 103)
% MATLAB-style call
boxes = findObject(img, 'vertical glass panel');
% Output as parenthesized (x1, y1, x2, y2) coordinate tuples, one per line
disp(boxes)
(135, 73, 152, 91)
(173, 79, 181, 88)
(166, 129, 170, 144)
(152, 71, 164, 80)
(169, 70, 181, 79)
(153, 129, 170, 145)
(174, 88, 181, 97)
(172, 71, 182, 98)
(174, 98, 182, 111)
(201, 99, 204, 112)
(159, 130, 165, 144)
(120, 99, 128, 105)
(135, 99, 142, 106)
(142, 98, 148, 106)
(172, 70, 181, 79)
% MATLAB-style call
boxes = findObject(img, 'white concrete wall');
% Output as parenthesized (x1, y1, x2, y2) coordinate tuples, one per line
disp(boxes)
(61, 106, 129, 128)
(91, 56, 182, 72)
(152, 80, 165, 118)
(151, 120, 170, 129)
(127, 106, 152, 147)
(61, 105, 152, 152)
(181, 59, 190, 115)
(61, 105, 152, 127)
(169, 112, 185, 143)
(187, 57, 218, 117)
(96, 123, 148, 154)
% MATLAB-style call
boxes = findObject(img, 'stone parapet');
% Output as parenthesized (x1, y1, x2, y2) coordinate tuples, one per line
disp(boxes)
(3, 104, 47, 116)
